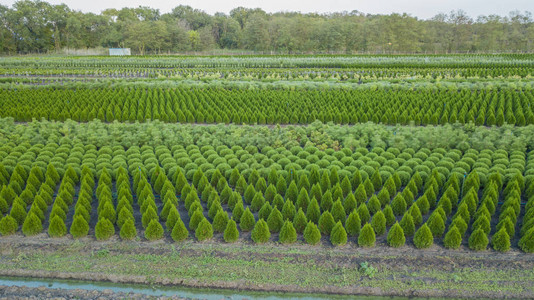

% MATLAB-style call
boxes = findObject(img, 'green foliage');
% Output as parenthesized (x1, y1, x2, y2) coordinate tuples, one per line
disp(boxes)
(69, 215, 89, 238)
(330, 221, 347, 246)
(279, 220, 297, 244)
(0, 215, 18, 236)
(171, 218, 189, 242)
(10, 200, 27, 226)
(387, 222, 405, 247)
(519, 227, 534, 253)
(240, 208, 255, 231)
(345, 210, 361, 237)
(414, 224, 433, 249)
(427, 212, 445, 237)
(48, 215, 67, 238)
(383, 205, 395, 227)
(223, 219, 239, 243)
(195, 218, 213, 241)
(95, 217, 115, 240)
(251, 219, 271, 244)
(303, 221, 321, 245)
(492, 227, 510, 252)
(358, 223, 376, 247)
(391, 193, 407, 216)
(357, 203, 370, 224)
(281, 199, 296, 221)
(212, 209, 229, 233)
(318, 211, 335, 235)
(189, 209, 205, 231)
(293, 208, 308, 233)
(330, 199, 346, 224)
(443, 225, 462, 249)
(120, 219, 138, 240)
(145, 219, 164, 241)
(468, 228, 489, 251)
(306, 198, 321, 224)
(371, 211, 386, 236)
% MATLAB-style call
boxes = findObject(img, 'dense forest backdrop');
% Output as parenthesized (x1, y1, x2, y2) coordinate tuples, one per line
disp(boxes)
(1, 0, 534, 54)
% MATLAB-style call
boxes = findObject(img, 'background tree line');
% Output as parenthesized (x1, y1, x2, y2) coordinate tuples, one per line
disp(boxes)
(1, 0, 534, 54)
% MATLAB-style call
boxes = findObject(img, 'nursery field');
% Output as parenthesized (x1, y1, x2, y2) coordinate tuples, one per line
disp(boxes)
(0, 55, 534, 298)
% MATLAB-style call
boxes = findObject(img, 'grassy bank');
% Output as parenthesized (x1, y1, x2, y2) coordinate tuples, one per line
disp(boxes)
(0, 236, 532, 298)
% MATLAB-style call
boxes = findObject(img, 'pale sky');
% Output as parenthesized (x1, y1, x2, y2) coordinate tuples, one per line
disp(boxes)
(2, 0, 533, 19)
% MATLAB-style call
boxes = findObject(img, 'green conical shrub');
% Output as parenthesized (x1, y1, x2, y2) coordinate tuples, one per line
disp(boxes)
(357, 203, 370, 224)
(232, 201, 245, 222)
(443, 225, 462, 250)
(371, 211, 386, 236)
(195, 218, 213, 241)
(491, 227, 510, 252)
(251, 219, 270, 244)
(318, 211, 335, 235)
(293, 208, 308, 233)
(306, 198, 321, 224)
(330, 221, 347, 246)
(120, 219, 137, 240)
(0, 215, 17, 236)
(296, 188, 310, 212)
(212, 209, 229, 233)
(165, 206, 179, 232)
(451, 216, 468, 236)
(387, 222, 405, 247)
(391, 194, 407, 216)
(358, 223, 376, 247)
(400, 212, 415, 236)
(279, 220, 297, 244)
(343, 193, 357, 214)
(95, 217, 114, 240)
(250, 192, 265, 212)
(320, 191, 333, 212)
(330, 199, 346, 224)
(223, 219, 239, 243)
(468, 228, 489, 251)
(240, 208, 255, 231)
(69, 215, 89, 238)
(48, 215, 67, 238)
(345, 210, 361, 236)
(189, 209, 205, 231)
(145, 219, 164, 241)
(409, 204, 423, 226)
(258, 202, 272, 221)
(383, 205, 395, 227)
(414, 224, 433, 249)
(22, 212, 42, 236)
(303, 221, 321, 245)
(281, 200, 296, 221)
(267, 207, 284, 233)
(472, 215, 491, 235)
(141, 206, 158, 229)
(171, 218, 189, 242)
(10, 201, 27, 226)
(367, 195, 381, 215)
(427, 213, 445, 237)
(519, 227, 534, 253)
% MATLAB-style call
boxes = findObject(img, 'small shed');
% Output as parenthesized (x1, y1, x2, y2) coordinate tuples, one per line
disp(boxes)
(109, 48, 131, 56)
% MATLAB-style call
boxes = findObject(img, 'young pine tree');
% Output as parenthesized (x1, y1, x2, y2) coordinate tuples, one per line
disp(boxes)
(330, 221, 348, 246)
(48, 215, 67, 238)
(120, 219, 138, 240)
(251, 219, 271, 244)
(387, 222, 405, 248)
(413, 224, 433, 249)
(69, 215, 89, 238)
(358, 223, 376, 247)
(443, 225, 462, 250)
(279, 220, 297, 244)
(95, 217, 115, 240)
(171, 218, 189, 242)
(303, 221, 321, 245)
(223, 219, 239, 243)
(195, 218, 213, 241)
(145, 219, 164, 241)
